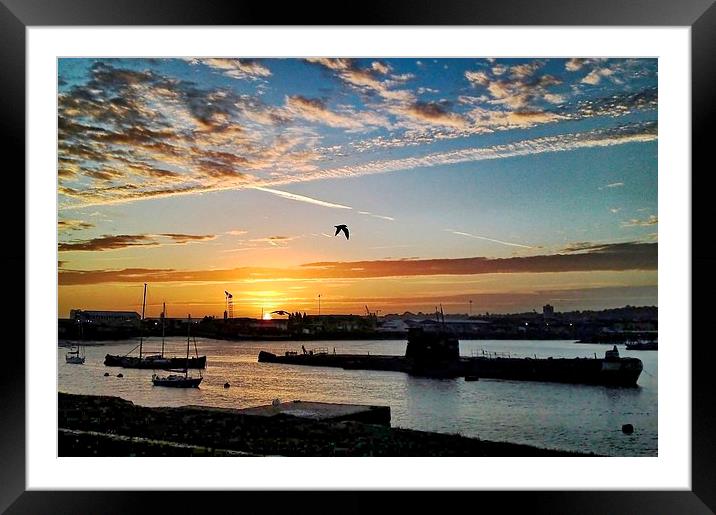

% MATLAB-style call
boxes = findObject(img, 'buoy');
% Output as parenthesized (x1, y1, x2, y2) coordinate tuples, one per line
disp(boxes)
(117, 373, 123, 378)
(622, 423, 634, 434)
(103, 372, 110, 377)
(224, 382, 230, 388)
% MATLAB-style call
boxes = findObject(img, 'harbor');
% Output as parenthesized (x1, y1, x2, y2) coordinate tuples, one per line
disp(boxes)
(58, 336, 658, 457)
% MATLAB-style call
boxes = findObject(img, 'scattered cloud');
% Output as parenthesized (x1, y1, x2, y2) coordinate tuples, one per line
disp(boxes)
(58, 219, 95, 232)
(285, 95, 367, 130)
(399, 101, 467, 128)
(464, 60, 562, 111)
(58, 234, 157, 252)
(371, 61, 392, 74)
(59, 232, 215, 252)
(565, 58, 587, 72)
(187, 58, 271, 80)
(249, 235, 298, 247)
(622, 215, 658, 227)
(159, 233, 216, 244)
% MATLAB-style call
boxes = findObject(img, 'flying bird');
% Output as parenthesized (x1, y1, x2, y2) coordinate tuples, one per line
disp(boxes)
(334, 224, 349, 240)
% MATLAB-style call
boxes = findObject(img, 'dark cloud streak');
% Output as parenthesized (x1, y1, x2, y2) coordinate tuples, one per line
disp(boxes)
(59, 242, 656, 284)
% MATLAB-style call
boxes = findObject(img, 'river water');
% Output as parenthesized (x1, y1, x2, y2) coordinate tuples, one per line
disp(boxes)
(58, 338, 657, 456)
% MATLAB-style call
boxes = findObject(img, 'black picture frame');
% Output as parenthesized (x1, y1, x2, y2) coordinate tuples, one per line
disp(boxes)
(2, 1, 713, 513)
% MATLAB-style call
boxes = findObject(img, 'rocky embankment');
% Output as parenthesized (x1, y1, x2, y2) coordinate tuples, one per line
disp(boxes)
(58, 393, 593, 457)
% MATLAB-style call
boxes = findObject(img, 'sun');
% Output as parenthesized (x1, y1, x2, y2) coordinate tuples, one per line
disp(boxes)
(263, 312, 272, 320)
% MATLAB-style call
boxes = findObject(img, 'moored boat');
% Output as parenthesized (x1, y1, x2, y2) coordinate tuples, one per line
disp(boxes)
(151, 372, 203, 388)
(65, 349, 85, 365)
(625, 340, 658, 351)
(152, 314, 203, 388)
(104, 286, 207, 370)
(65, 319, 86, 364)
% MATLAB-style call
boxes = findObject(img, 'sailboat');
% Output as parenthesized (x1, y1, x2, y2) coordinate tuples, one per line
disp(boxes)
(104, 285, 207, 370)
(152, 314, 203, 388)
(65, 318, 86, 364)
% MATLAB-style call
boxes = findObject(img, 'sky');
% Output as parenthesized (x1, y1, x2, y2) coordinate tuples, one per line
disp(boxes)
(57, 57, 658, 318)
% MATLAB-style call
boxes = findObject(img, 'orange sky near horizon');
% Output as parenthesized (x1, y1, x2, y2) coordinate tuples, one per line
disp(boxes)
(58, 268, 657, 319)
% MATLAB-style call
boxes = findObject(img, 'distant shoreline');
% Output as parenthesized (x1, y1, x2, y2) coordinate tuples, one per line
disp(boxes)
(58, 335, 635, 345)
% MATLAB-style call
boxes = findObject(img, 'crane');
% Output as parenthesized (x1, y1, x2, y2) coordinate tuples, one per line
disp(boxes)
(224, 291, 233, 319)
(365, 305, 381, 317)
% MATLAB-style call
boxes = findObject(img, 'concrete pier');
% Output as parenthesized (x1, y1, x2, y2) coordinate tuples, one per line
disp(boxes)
(236, 400, 391, 425)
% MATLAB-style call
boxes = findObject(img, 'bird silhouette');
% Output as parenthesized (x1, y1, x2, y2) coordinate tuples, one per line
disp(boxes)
(334, 224, 349, 240)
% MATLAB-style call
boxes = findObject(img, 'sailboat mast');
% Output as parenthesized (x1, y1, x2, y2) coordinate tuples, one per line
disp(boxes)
(161, 301, 166, 358)
(139, 283, 147, 359)
(186, 314, 191, 378)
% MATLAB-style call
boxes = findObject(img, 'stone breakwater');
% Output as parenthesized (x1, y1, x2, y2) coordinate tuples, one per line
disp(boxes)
(58, 392, 593, 457)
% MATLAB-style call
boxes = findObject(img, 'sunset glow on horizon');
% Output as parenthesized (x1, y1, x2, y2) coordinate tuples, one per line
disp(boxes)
(58, 57, 657, 318)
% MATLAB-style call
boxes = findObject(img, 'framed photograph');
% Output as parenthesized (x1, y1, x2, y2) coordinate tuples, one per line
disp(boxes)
(5, 0, 713, 512)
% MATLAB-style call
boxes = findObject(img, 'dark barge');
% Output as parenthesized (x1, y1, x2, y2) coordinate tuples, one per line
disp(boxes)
(258, 329, 643, 387)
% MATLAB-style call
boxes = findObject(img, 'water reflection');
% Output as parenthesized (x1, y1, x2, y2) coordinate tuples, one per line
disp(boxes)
(58, 338, 657, 456)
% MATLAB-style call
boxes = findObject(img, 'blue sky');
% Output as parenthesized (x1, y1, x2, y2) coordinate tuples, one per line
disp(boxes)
(57, 58, 657, 316)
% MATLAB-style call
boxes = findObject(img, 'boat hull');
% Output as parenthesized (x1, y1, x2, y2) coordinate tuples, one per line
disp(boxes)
(151, 377, 203, 388)
(625, 342, 658, 351)
(104, 354, 206, 369)
(65, 356, 85, 364)
(463, 356, 643, 387)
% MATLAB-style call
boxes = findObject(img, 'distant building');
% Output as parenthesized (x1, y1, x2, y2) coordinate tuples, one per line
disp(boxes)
(377, 319, 409, 334)
(294, 314, 376, 335)
(406, 318, 490, 334)
(543, 304, 555, 317)
(70, 309, 141, 327)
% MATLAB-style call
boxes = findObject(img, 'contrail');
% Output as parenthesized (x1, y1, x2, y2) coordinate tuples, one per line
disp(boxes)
(358, 211, 396, 221)
(255, 187, 396, 221)
(447, 230, 533, 249)
(253, 187, 353, 209)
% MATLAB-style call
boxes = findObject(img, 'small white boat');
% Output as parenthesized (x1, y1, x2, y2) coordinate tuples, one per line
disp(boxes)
(65, 349, 85, 364)
(65, 319, 85, 364)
